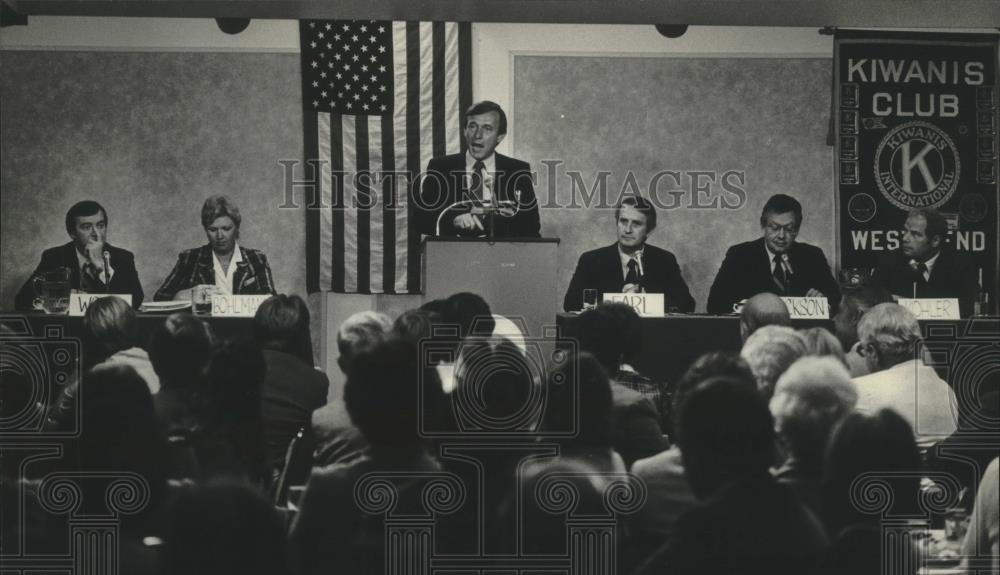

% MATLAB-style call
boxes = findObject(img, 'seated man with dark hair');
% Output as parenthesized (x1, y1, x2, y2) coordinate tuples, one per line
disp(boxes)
(16, 200, 144, 310)
(637, 377, 828, 575)
(253, 294, 329, 471)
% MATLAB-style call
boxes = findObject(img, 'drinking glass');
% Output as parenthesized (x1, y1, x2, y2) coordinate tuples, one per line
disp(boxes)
(582, 289, 598, 311)
(32, 268, 71, 314)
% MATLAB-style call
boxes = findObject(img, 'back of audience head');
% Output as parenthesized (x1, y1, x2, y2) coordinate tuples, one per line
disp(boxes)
(574, 308, 625, 375)
(544, 351, 613, 450)
(833, 285, 894, 351)
(517, 458, 610, 555)
(676, 376, 775, 500)
(452, 336, 536, 432)
(149, 313, 215, 391)
(856, 303, 922, 372)
(441, 292, 495, 339)
(336, 310, 392, 374)
(253, 294, 313, 365)
(799, 326, 848, 368)
(740, 292, 791, 341)
(84, 296, 138, 360)
(770, 357, 857, 472)
(822, 409, 921, 535)
(392, 308, 440, 346)
(671, 352, 755, 436)
(740, 325, 807, 399)
(162, 480, 287, 575)
(344, 339, 442, 452)
(597, 301, 643, 364)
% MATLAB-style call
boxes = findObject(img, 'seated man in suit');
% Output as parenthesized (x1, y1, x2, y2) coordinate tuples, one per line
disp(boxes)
(707, 194, 839, 315)
(417, 100, 540, 238)
(563, 196, 695, 312)
(871, 208, 979, 317)
(15, 200, 144, 310)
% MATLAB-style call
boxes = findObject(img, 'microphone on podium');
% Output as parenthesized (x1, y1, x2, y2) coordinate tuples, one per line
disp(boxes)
(102, 250, 111, 291)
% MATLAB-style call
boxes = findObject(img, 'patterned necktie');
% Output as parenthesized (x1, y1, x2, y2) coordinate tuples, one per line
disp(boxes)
(625, 258, 640, 287)
(914, 262, 928, 284)
(772, 254, 787, 293)
(470, 160, 485, 202)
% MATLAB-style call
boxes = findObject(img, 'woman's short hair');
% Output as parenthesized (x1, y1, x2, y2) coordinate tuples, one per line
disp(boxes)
(201, 195, 242, 229)
(770, 356, 857, 467)
(799, 327, 848, 368)
(149, 313, 216, 388)
(84, 296, 137, 356)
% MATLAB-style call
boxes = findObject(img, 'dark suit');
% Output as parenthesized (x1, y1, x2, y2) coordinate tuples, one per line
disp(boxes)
(260, 349, 329, 470)
(872, 249, 979, 317)
(15, 242, 144, 310)
(563, 243, 696, 312)
(706, 238, 840, 315)
(418, 152, 540, 238)
(153, 244, 276, 301)
(611, 381, 670, 469)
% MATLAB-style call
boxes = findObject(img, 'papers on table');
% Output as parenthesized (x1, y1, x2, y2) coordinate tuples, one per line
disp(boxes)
(139, 301, 192, 313)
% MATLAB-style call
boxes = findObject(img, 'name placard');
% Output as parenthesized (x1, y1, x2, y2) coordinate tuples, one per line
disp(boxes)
(603, 293, 665, 317)
(781, 297, 830, 319)
(896, 298, 960, 320)
(209, 294, 269, 317)
(68, 293, 133, 316)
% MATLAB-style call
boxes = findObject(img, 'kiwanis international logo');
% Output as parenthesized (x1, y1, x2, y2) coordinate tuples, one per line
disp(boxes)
(874, 121, 961, 210)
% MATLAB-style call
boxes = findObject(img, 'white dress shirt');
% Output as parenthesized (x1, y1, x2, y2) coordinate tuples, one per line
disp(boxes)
(213, 243, 243, 295)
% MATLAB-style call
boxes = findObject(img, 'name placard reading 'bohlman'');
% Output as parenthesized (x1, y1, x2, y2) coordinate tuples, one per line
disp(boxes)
(211, 294, 270, 317)
(835, 31, 999, 315)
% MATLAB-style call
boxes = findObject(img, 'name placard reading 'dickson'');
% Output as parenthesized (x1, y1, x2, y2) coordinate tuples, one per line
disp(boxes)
(781, 297, 830, 319)
(603, 293, 665, 317)
(211, 294, 270, 317)
(896, 298, 960, 320)
(69, 293, 133, 316)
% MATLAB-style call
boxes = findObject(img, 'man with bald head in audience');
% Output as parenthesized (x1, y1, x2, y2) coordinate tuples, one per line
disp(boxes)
(739, 293, 791, 342)
(311, 310, 393, 467)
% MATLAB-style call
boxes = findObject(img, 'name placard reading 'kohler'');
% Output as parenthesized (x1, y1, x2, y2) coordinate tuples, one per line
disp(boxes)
(896, 298, 960, 320)
(211, 294, 270, 318)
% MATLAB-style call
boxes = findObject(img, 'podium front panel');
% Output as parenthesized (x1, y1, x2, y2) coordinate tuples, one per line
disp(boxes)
(423, 238, 559, 338)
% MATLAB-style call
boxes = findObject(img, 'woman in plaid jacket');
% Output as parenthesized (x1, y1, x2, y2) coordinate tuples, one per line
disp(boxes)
(154, 195, 276, 301)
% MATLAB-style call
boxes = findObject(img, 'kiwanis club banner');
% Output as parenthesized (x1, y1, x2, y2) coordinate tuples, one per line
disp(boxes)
(835, 32, 999, 312)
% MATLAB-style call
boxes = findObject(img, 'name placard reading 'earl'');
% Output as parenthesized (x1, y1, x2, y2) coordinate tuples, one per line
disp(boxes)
(211, 294, 270, 317)
(781, 297, 830, 319)
(896, 298, 960, 320)
(68, 293, 133, 316)
(603, 293, 665, 317)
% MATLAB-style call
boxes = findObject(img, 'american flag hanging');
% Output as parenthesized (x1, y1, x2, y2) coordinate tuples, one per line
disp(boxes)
(301, 20, 472, 294)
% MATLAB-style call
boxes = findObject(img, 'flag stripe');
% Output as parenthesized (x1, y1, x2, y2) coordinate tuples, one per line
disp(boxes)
(317, 111, 333, 291)
(458, 22, 473, 136)
(341, 115, 358, 292)
(444, 23, 461, 155)
(368, 116, 384, 293)
(329, 114, 346, 293)
(432, 22, 446, 158)
(406, 22, 424, 293)
(356, 117, 372, 293)
(379, 114, 395, 294)
(304, 109, 320, 292)
(393, 22, 410, 294)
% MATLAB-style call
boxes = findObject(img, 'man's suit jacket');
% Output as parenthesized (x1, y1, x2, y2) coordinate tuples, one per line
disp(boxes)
(418, 152, 540, 238)
(260, 349, 330, 469)
(563, 243, 696, 312)
(872, 249, 979, 317)
(15, 242, 144, 310)
(706, 238, 840, 315)
(153, 244, 276, 301)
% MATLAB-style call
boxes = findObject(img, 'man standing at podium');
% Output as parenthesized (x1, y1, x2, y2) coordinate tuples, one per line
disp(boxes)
(707, 194, 839, 315)
(563, 196, 695, 312)
(418, 101, 540, 238)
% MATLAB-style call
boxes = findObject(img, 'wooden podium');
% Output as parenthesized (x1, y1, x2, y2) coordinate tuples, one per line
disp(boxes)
(423, 237, 560, 338)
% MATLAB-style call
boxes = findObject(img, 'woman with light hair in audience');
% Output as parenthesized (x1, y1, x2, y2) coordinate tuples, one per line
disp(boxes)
(769, 356, 857, 514)
(798, 326, 849, 369)
(740, 325, 808, 399)
(155, 195, 276, 301)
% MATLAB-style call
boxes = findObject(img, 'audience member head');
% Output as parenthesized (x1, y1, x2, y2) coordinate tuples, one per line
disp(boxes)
(149, 313, 215, 390)
(83, 295, 137, 361)
(799, 326, 848, 368)
(516, 458, 611, 555)
(740, 325, 807, 399)
(574, 308, 625, 375)
(856, 303, 922, 372)
(833, 285, 894, 351)
(419, 298, 448, 316)
(336, 310, 392, 374)
(344, 339, 443, 451)
(392, 309, 440, 346)
(452, 336, 537, 433)
(441, 292, 495, 340)
(161, 480, 287, 575)
(670, 352, 755, 436)
(677, 376, 776, 500)
(597, 301, 643, 364)
(543, 351, 613, 450)
(739, 292, 791, 341)
(822, 409, 921, 535)
(770, 357, 857, 473)
(253, 294, 313, 364)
